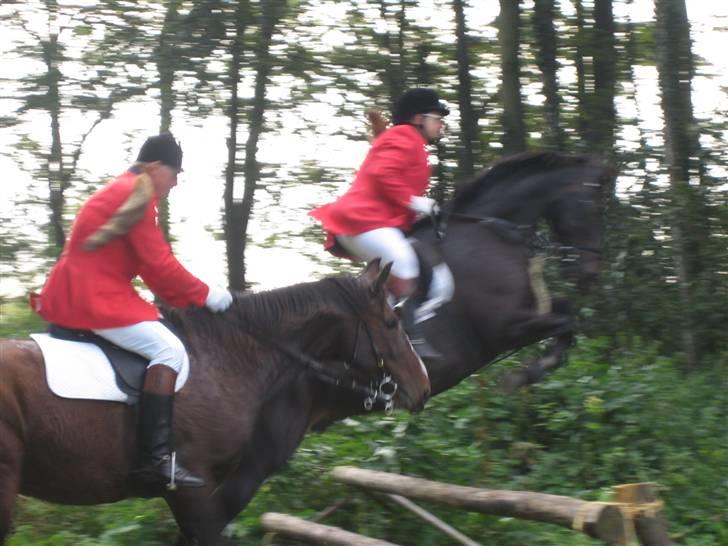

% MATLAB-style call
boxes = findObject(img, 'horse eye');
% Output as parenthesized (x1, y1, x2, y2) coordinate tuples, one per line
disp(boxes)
(385, 318, 398, 330)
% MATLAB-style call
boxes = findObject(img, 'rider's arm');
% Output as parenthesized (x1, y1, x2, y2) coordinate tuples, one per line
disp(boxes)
(368, 138, 423, 209)
(127, 199, 209, 308)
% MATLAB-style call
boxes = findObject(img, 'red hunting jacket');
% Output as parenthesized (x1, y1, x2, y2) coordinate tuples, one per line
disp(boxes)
(309, 124, 431, 251)
(33, 171, 209, 329)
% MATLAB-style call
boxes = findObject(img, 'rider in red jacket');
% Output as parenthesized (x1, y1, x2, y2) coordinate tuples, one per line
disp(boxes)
(310, 89, 454, 358)
(33, 133, 232, 490)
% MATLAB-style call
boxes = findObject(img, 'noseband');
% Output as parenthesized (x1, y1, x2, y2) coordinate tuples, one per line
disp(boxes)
(240, 280, 399, 413)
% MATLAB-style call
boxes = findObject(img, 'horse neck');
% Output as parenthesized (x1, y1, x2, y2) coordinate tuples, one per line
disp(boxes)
(459, 175, 566, 228)
(242, 283, 345, 356)
(172, 282, 346, 384)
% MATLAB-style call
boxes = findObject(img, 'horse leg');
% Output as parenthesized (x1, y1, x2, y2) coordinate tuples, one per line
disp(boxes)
(167, 487, 245, 546)
(499, 298, 575, 392)
(169, 459, 280, 546)
(0, 423, 22, 544)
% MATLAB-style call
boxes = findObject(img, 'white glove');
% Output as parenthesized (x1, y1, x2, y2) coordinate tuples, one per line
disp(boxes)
(408, 195, 439, 216)
(205, 284, 233, 312)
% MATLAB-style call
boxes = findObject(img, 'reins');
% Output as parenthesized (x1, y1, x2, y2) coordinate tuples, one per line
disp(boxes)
(233, 280, 398, 412)
(433, 206, 602, 260)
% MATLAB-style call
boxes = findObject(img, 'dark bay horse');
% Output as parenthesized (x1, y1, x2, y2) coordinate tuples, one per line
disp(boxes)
(412, 151, 614, 394)
(0, 262, 430, 545)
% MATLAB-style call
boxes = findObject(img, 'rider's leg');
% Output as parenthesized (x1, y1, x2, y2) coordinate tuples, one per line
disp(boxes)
(337, 228, 441, 358)
(93, 321, 204, 489)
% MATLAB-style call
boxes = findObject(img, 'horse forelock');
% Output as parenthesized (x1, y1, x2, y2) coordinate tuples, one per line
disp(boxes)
(451, 151, 600, 211)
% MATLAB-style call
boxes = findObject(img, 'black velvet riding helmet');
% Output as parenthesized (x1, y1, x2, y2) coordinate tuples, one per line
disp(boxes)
(136, 133, 183, 171)
(391, 88, 450, 125)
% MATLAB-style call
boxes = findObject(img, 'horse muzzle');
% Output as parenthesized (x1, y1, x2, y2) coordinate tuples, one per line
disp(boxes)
(395, 380, 430, 413)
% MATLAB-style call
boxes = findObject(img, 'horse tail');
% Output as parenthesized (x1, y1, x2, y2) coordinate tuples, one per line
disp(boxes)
(366, 110, 389, 140)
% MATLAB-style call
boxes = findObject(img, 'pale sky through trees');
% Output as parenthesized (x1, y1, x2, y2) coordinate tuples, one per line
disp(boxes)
(0, 1, 726, 298)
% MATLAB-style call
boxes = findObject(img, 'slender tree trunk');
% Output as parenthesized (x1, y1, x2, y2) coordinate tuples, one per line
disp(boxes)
(237, 0, 286, 287)
(225, 1, 247, 290)
(378, 0, 406, 104)
(589, 0, 617, 157)
(44, 0, 65, 252)
(655, 0, 703, 368)
(532, 0, 563, 149)
(498, 0, 526, 154)
(574, 0, 588, 144)
(155, 0, 180, 241)
(453, 0, 478, 179)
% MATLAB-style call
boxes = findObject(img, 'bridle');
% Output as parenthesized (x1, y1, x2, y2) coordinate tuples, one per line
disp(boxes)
(328, 278, 399, 412)
(431, 189, 603, 261)
(239, 279, 399, 413)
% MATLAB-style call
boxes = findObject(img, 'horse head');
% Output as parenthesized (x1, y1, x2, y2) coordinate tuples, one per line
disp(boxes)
(542, 157, 612, 290)
(449, 152, 613, 291)
(331, 260, 431, 412)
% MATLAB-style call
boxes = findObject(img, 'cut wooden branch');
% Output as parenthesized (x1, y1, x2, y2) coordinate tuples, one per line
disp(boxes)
(385, 493, 483, 546)
(263, 497, 352, 544)
(332, 466, 625, 545)
(614, 483, 672, 546)
(312, 496, 352, 522)
(261, 512, 401, 546)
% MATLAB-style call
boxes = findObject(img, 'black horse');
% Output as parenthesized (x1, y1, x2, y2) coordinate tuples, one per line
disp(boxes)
(412, 151, 613, 394)
(0, 262, 430, 546)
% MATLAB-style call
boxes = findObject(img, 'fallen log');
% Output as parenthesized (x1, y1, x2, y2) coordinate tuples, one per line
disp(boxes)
(332, 466, 626, 545)
(261, 512, 401, 546)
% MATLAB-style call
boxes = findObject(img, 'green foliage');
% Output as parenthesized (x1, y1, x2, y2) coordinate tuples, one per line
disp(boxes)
(0, 300, 46, 338)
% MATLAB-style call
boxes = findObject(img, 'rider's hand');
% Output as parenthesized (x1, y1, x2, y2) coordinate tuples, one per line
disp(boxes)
(408, 195, 440, 216)
(205, 285, 233, 312)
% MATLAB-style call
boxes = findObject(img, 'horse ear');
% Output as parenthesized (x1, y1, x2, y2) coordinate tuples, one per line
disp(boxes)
(360, 259, 382, 284)
(360, 259, 391, 296)
(372, 262, 393, 297)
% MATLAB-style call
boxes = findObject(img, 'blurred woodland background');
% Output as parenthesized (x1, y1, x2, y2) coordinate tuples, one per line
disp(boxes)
(0, 0, 726, 544)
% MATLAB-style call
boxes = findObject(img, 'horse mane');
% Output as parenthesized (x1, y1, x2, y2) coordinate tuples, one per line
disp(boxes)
(163, 275, 363, 351)
(452, 151, 597, 209)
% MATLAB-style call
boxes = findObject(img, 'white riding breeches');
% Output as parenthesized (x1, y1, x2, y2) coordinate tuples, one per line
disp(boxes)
(336, 227, 455, 322)
(93, 321, 188, 374)
(337, 227, 419, 279)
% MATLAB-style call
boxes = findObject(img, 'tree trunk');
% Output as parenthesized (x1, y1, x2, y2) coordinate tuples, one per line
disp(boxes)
(224, 0, 247, 290)
(453, 0, 478, 179)
(532, 0, 563, 149)
(574, 0, 589, 144)
(589, 0, 617, 157)
(44, 0, 65, 252)
(498, 0, 526, 154)
(655, 0, 703, 368)
(155, 0, 181, 241)
(378, 0, 405, 102)
(237, 0, 286, 288)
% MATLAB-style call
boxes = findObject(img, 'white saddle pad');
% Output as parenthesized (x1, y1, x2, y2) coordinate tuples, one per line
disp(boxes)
(30, 333, 189, 403)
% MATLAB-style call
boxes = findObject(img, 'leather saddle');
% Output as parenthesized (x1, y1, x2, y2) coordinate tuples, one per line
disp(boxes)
(46, 322, 177, 404)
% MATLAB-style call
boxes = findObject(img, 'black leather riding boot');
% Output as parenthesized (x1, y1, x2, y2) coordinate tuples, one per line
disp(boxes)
(397, 297, 442, 360)
(132, 367, 205, 489)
